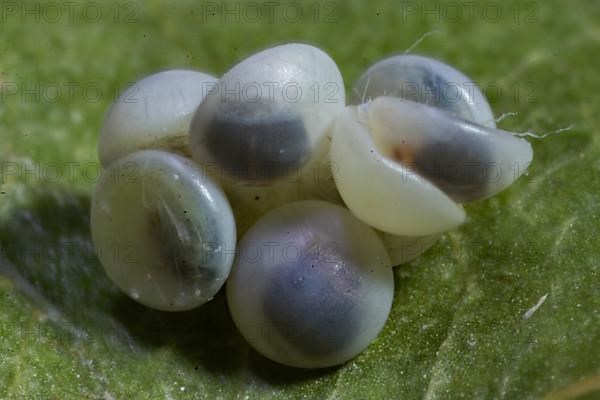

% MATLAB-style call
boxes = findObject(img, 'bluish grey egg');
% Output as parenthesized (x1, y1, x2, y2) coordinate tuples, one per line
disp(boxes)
(330, 96, 532, 236)
(226, 201, 393, 368)
(330, 54, 534, 237)
(350, 55, 506, 202)
(262, 247, 361, 357)
(205, 103, 310, 182)
(190, 43, 345, 186)
(352, 54, 495, 127)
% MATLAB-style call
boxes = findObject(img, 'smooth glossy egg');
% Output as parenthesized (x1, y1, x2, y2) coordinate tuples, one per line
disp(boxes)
(99, 69, 218, 167)
(331, 54, 533, 238)
(91, 150, 236, 311)
(331, 97, 532, 236)
(352, 54, 495, 127)
(227, 201, 393, 368)
(189, 43, 345, 185)
(363, 97, 533, 203)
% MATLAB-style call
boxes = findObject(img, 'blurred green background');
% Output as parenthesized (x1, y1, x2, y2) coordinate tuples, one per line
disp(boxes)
(0, 0, 599, 398)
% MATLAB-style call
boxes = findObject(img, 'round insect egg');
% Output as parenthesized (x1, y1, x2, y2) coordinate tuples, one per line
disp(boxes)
(347, 54, 496, 253)
(99, 69, 218, 167)
(189, 43, 345, 186)
(352, 54, 496, 127)
(226, 201, 394, 369)
(91, 150, 236, 311)
(331, 55, 533, 237)
(363, 97, 532, 202)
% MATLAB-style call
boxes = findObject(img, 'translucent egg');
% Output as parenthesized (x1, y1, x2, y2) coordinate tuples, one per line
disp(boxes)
(91, 150, 236, 311)
(352, 54, 495, 127)
(331, 97, 532, 236)
(226, 201, 393, 368)
(99, 69, 218, 167)
(189, 43, 345, 186)
(331, 54, 533, 237)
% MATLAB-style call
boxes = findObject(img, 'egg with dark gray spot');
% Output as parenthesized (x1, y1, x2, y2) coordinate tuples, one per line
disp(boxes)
(351, 54, 495, 127)
(262, 252, 361, 357)
(226, 201, 393, 368)
(190, 43, 345, 186)
(397, 118, 495, 202)
(205, 104, 310, 183)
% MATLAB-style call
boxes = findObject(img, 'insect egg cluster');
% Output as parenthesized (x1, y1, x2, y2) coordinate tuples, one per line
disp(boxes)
(91, 43, 533, 368)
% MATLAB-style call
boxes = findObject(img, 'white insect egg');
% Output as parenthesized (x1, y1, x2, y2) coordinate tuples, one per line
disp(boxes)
(226, 201, 394, 368)
(91, 149, 236, 311)
(98, 69, 218, 167)
(331, 55, 533, 237)
(189, 43, 345, 186)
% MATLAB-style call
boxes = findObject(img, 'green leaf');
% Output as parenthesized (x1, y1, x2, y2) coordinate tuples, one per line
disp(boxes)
(0, 0, 598, 398)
